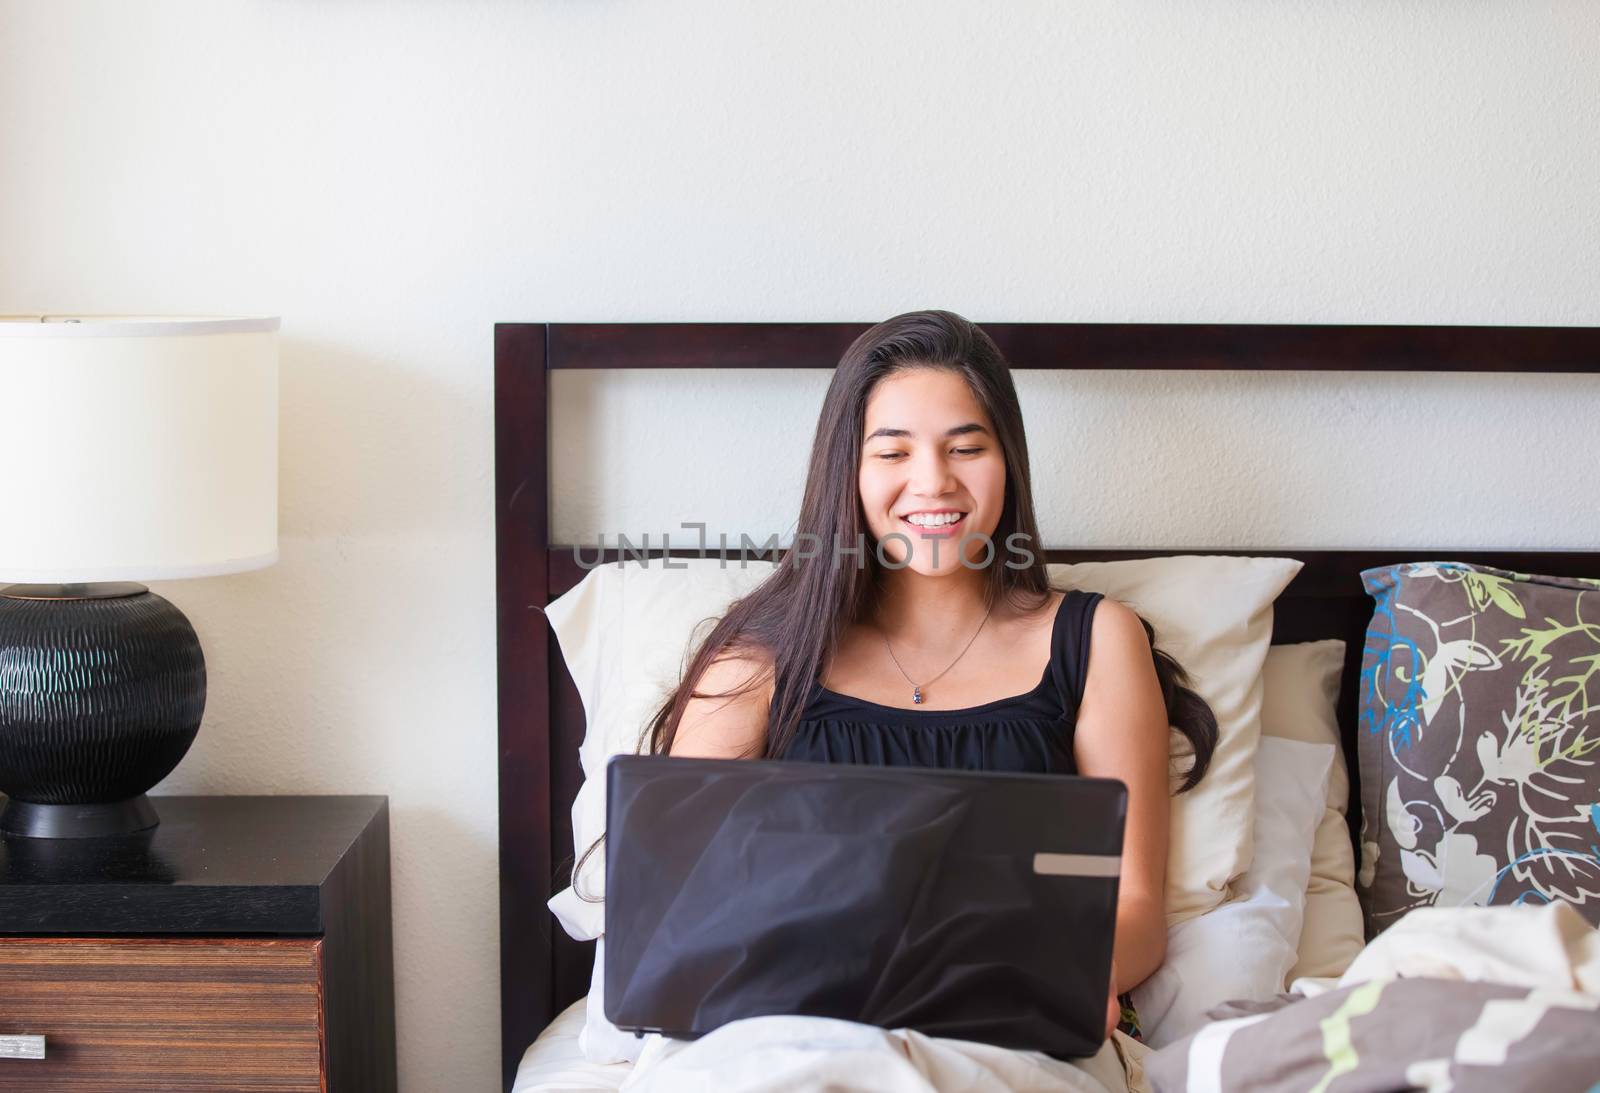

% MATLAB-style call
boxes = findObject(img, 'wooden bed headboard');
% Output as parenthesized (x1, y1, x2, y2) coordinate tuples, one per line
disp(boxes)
(493, 320, 1600, 1090)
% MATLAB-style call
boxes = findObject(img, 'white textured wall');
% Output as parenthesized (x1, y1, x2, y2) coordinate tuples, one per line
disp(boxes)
(552, 367, 1600, 550)
(3, 2, 1598, 1090)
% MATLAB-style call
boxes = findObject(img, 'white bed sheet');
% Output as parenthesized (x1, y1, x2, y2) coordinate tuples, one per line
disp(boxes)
(513, 996, 631, 1093)
(514, 994, 1144, 1093)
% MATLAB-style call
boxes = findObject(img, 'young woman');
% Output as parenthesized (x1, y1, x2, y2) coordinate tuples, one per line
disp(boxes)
(644, 309, 1217, 1042)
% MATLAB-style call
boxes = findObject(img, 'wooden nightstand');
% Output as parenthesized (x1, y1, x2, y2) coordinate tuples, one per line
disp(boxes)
(0, 795, 396, 1091)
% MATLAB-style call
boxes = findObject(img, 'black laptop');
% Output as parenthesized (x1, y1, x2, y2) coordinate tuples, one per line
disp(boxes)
(602, 754, 1127, 1058)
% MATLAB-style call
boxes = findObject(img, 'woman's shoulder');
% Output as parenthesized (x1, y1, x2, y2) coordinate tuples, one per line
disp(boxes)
(1082, 592, 1142, 642)
(692, 640, 776, 696)
(1033, 586, 1114, 629)
(1075, 593, 1156, 698)
(1058, 588, 1146, 655)
(1043, 587, 1137, 710)
(671, 642, 775, 759)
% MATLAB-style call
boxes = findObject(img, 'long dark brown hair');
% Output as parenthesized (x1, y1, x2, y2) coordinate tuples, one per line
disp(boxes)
(572, 310, 1217, 895)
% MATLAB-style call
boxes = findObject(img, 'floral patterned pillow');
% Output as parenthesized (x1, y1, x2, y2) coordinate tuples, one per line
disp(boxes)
(1358, 561, 1600, 935)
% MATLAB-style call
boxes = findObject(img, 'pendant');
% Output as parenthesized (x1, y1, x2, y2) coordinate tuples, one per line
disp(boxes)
(913, 686, 923, 704)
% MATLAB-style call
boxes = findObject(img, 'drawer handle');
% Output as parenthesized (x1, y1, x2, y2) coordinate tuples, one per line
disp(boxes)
(0, 1035, 45, 1060)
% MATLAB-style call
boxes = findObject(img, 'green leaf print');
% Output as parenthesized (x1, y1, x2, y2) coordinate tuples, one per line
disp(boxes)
(1464, 571, 1527, 619)
(1498, 613, 1600, 754)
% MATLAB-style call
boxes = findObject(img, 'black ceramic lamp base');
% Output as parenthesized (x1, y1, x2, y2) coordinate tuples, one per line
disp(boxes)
(0, 583, 206, 839)
(0, 793, 160, 838)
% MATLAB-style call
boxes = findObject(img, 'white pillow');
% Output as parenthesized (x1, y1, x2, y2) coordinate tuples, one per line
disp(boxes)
(545, 558, 778, 945)
(1047, 556, 1303, 924)
(1129, 735, 1334, 1048)
(544, 554, 1302, 1061)
(1258, 639, 1365, 981)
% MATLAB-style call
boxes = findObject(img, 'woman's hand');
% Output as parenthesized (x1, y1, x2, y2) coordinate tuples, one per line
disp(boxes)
(1104, 956, 1120, 1040)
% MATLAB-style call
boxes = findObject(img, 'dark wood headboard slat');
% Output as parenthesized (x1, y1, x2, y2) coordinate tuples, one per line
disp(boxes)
(544, 322, 1600, 373)
(494, 324, 554, 1091)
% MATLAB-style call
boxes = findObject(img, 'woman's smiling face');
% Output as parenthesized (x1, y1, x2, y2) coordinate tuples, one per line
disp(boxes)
(858, 367, 1007, 577)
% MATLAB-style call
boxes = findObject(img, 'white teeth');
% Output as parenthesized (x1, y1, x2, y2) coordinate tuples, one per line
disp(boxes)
(905, 512, 964, 527)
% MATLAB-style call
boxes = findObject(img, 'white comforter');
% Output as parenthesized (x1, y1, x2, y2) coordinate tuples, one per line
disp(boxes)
(617, 1019, 1145, 1093)
(519, 903, 1599, 1093)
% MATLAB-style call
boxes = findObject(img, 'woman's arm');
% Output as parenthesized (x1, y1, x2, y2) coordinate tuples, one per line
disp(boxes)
(1071, 595, 1172, 995)
(666, 650, 774, 759)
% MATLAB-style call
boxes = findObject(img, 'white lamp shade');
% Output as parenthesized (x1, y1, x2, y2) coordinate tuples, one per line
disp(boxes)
(0, 316, 280, 583)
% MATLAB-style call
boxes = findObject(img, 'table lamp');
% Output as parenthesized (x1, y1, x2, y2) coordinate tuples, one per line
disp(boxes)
(0, 316, 279, 838)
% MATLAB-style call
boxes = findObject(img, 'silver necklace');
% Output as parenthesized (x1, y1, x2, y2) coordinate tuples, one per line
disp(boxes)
(880, 599, 995, 705)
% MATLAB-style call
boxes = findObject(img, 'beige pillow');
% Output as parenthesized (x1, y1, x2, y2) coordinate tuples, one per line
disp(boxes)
(1048, 556, 1303, 924)
(1259, 639, 1365, 979)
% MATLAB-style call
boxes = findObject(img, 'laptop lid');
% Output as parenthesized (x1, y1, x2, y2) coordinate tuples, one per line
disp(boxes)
(603, 755, 1127, 1058)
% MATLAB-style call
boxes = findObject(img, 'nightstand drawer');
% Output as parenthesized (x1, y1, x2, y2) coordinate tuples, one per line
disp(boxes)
(0, 937, 323, 1091)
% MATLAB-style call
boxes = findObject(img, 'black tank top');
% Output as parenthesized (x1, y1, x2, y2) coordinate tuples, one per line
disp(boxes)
(776, 589, 1103, 774)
